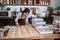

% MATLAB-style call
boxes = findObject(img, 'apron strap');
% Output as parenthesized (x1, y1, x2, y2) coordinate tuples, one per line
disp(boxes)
(18, 13, 26, 25)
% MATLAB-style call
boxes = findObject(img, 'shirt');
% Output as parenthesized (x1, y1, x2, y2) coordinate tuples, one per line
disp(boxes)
(15, 12, 28, 23)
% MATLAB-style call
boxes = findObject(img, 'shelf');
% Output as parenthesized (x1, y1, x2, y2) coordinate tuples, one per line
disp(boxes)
(0, 0, 50, 6)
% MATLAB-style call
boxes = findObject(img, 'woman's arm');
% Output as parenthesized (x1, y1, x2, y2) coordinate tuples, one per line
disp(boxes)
(25, 14, 32, 25)
(15, 13, 21, 26)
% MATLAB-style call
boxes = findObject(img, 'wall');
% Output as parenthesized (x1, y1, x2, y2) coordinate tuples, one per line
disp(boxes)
(50, 0, 60, 8)
(5, 6, 47, 17)
(5, 6, 39, 12)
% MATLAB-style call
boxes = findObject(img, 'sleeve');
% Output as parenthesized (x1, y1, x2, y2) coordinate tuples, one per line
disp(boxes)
(15, 13, 21, 22)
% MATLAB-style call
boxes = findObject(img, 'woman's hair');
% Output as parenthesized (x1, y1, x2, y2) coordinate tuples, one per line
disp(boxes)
(22, 8, 30, 13)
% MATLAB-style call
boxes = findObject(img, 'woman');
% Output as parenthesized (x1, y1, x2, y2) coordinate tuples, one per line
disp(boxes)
(15, 8, 30, 26)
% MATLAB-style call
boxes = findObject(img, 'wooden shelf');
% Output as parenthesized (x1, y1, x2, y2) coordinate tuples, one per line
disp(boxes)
(0, 0, 50, 6)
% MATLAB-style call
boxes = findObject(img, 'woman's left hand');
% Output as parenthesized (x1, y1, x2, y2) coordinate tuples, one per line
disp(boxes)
(26, 23, 29, 25)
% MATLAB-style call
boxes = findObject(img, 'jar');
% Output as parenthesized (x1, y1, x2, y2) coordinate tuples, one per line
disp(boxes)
(59, 20, 60, 28)
(54, 20, 59, 28)
(0, 28, 4, 38)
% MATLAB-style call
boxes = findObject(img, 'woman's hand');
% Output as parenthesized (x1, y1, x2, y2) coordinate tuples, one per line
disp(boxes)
(26, 23, 29, 26)
(15, 21, 19, 26)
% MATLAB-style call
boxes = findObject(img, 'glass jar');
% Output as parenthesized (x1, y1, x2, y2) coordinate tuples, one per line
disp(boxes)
(0, 28, 4, 38)
(54, 20, 59, 28)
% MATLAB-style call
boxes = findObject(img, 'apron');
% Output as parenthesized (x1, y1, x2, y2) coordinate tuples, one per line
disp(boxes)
(28, 17, 32, 24)
(18, 15, 26, 25)
(18, 15, 32, 25)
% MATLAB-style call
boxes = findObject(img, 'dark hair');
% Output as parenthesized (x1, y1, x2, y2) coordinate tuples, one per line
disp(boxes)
(22, 8, 30, 13)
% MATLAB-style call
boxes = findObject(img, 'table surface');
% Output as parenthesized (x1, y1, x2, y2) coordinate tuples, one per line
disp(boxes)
(0, 25, 60, 40)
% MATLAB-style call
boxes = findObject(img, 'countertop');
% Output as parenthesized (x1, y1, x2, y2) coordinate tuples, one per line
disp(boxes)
(0, 25, 60, 40)
(0, 16, 13, 19)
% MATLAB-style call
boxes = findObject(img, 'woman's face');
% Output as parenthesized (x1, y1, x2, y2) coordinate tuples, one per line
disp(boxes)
(23, 12, 29, 17)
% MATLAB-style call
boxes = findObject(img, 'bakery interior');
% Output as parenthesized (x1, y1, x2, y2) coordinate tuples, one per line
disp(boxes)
(0, 0, 60, 40)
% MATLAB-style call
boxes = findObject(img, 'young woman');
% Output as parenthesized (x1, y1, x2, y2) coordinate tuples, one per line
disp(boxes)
(15, 8, 30, 26)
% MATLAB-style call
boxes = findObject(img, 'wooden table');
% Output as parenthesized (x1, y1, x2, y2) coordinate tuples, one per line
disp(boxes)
(0, 25, 60, 40)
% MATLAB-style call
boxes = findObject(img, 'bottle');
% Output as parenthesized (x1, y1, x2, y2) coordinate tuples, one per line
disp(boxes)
(42, 1, 44, 5)
(47, 1, 49, 5)
(40, 0, 42, 5)
(59, 20, 60, 28)
(20, 7, 22, 12)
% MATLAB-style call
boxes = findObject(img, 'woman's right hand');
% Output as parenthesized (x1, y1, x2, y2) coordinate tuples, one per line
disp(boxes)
(15, 21, 19, 26)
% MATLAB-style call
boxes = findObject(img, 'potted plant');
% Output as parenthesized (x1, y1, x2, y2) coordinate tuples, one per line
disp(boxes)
(47, 6, 54, 17)
(55, 6, 60, 11)
(6, 7, 10, 11)
(55, 6, 60, 15)
(0, 3, 5, 7)
(45, 7, 54, 24)
(0, 2, 5, 11)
